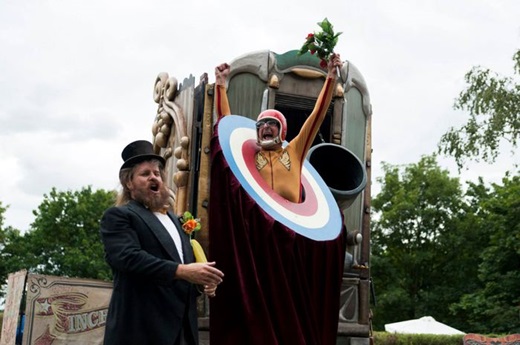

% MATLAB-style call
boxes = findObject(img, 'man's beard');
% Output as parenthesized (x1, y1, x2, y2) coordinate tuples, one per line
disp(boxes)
(132, 184, 170, 212)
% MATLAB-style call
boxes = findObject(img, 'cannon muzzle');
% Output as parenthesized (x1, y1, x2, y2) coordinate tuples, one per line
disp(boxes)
(307, 143, 367, 210)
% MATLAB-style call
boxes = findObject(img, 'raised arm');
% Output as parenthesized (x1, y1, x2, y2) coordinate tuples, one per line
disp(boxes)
(292, 53, 343, 156)
(215, 63, 231, 118)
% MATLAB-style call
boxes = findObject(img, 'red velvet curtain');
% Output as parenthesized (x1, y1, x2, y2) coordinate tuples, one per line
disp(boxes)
(209, 125, 347, 345)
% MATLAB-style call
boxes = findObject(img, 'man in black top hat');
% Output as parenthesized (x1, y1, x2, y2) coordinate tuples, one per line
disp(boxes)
(100, 140, 224, 345)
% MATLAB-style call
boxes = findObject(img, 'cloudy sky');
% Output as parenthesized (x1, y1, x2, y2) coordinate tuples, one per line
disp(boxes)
(1, 0, 519, 231)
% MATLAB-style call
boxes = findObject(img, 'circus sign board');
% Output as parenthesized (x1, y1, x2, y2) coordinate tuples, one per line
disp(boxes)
(23, 273, 112, 345)
(0, 271, 113, 345)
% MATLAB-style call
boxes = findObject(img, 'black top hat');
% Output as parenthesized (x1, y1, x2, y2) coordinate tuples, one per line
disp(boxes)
(120, 140, 166, 170)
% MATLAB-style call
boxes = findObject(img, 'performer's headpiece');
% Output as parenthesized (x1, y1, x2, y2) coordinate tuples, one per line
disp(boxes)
(256, 109, 287, 148)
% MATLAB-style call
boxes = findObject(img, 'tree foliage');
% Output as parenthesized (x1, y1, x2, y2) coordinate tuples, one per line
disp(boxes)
(450, 174, 520, 333)
(371, 155, 481, 331)
(438, 49, 520, 169)
(0, 202, 26, 298)
(27, 186, 115, 279)
(371, 155, 520, 334)
(0, 187, 115, 298)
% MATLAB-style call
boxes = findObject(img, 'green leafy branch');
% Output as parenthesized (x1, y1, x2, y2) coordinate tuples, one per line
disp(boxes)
(298, 18, 342, 68)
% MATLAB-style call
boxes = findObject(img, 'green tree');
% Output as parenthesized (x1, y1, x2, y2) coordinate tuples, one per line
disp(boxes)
(370, 155, 482, 331)
(1, 187, 115, 303)
(23, 186, 115, 281)
(0, 202, 26, 299)
(438, 49, 520, 169)
(450, 173, 520, 334)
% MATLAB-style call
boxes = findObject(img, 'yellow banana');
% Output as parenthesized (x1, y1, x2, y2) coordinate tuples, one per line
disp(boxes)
(191, 239, 207, 263)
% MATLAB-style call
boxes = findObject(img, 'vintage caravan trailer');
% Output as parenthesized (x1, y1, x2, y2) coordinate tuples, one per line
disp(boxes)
(151, 49, 373, 344)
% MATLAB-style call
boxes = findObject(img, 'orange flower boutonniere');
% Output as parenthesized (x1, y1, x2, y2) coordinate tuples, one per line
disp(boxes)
(181, 211, 207, 263)
(181, 211, 201, 237)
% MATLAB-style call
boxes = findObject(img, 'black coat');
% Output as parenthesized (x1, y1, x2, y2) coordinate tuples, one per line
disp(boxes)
(100, 200, 199, 345)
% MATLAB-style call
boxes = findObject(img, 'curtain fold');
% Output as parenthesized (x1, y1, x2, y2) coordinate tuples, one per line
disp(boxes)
(209, 125, 347, 345)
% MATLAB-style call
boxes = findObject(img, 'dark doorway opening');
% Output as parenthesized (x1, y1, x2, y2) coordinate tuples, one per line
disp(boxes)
(275, 92, 333, 147)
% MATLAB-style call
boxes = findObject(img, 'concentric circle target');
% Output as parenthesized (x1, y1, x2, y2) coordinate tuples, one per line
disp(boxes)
(218, 115, 342, 241)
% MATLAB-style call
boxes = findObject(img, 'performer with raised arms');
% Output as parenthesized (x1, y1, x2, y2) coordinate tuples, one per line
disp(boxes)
(208, 52, 348, 345)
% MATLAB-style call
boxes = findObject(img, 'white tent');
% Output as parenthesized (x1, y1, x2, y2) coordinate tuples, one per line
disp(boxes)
(385, 316, 465, 335)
